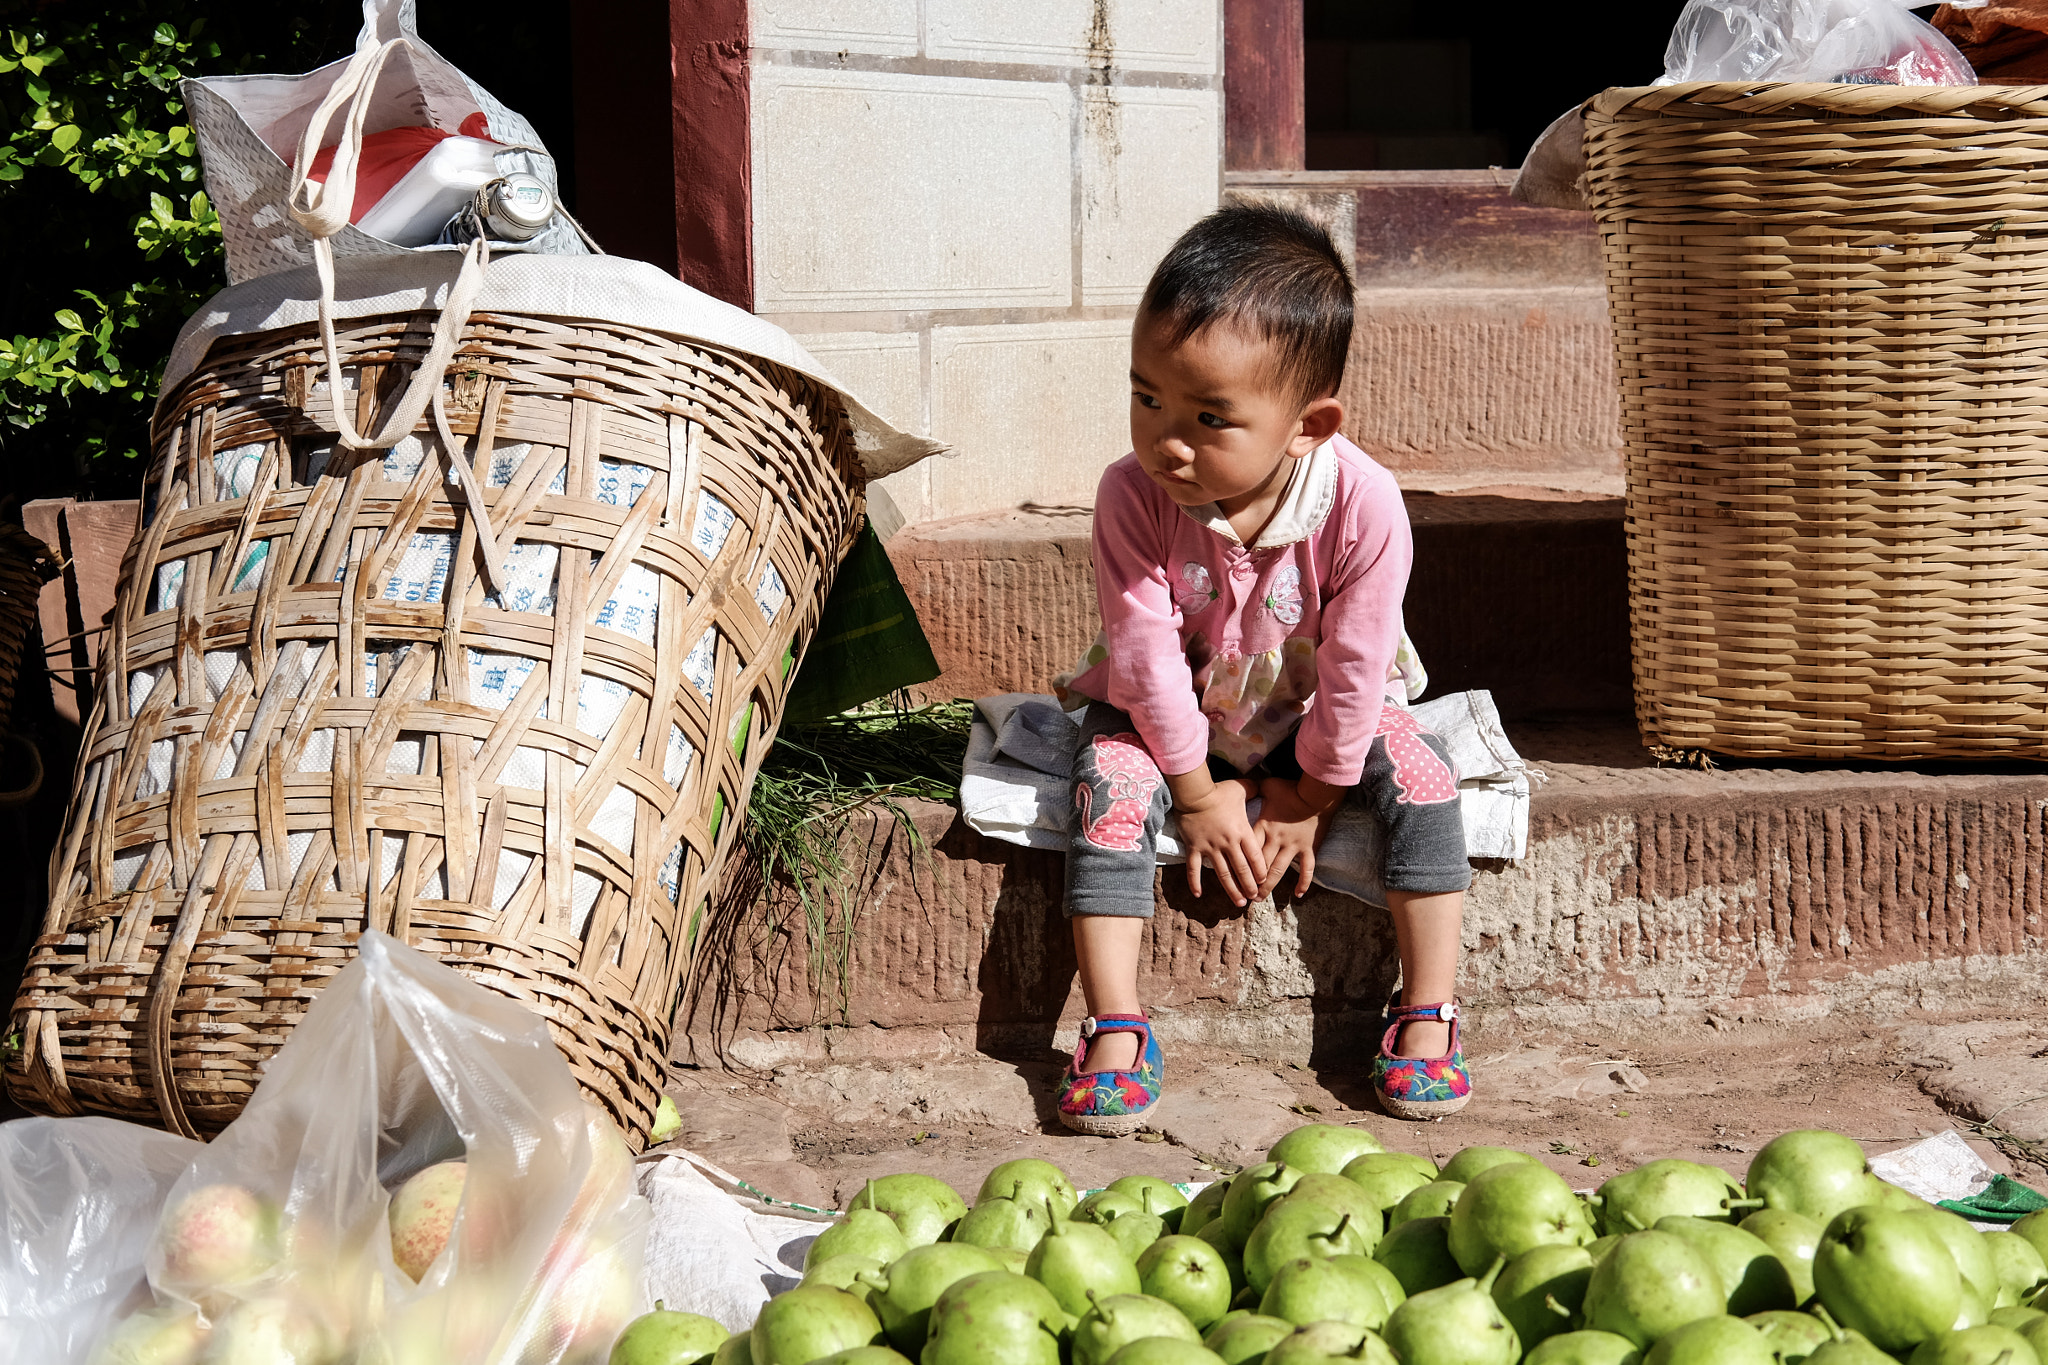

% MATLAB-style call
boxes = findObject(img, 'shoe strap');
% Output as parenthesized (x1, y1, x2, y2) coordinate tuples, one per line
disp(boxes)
(1075, 1014, 1151, 1071)
(1380, 1000, 1460, 1062)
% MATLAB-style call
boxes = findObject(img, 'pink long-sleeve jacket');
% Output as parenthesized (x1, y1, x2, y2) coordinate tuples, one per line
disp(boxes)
(1053, 434, 1414, 787)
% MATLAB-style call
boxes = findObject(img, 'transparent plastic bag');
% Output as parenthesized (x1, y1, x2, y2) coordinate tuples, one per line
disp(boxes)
(0, 932, 649, 1365)
(1661, 0, 1978, 84)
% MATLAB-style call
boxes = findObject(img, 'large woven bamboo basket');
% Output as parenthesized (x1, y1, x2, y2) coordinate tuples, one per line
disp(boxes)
(1585, 82, 2048, 759)
(5, 308, 862, 1142)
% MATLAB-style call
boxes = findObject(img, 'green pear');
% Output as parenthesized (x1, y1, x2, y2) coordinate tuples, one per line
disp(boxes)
(954, 1196, 1056, 1254)
(2013, 1212, 2048, 1268)
(1440, 1148, 1540, 1186)
(1344, 1154, 1439, 1214)
(804, 1254, 887, 1301)
(806, 1210, 911, 1272)
(848, 1174, 969, 1248)
(1259, 1254, 1401, 1330)
(1738, 1209, 1822, 1306)
(1376, 1216, 1465, 1296)
(1072, 1294, 1202, 1365)
(2013, 1315, 2048, 1363)
(864, 1242, 1003, 1352)
(1196, 1218, 1250, 1293)
(1287, 1174, 1391, 1243)
(1583, 1231, 1726, 1348)
(1139, 1235, 1236, 1332)
(1391, 1182, 1466, 1230)
(1029, 1214, 1142, 1318)
(1525, 1331, 1643, 1365)
(750, 1286, 884, 1365)
(989, 1246, 1030, 1274)
(1587, 1235, 1621, 1264)
(1813, 1206, 1962, 1354)
(1265, 1322, 1399, 1365)
(1110, 1176, 1191, 1231)
(1183, 1181, 1231, 1239)
(1908, 1326, 2043, 1365)
(1804, 1329, 1899, 1365)
(1221, 1163, 1309, 1249)
(1903, 1208, 2000, 1308)
(1448, 1162, 1595, 1276)
(1492, 1244, 1595, 1351)
(977, 1161, 1079, 1219)
(1992, 1308, 2048, 1332)
(1078, 1191, 1150, 1226)
(1595, 1163, 1741, 1236)
(1382, 1261, 1521, 1365)
(1102, 1208, 1171, 1262)
(1744, 1310, 1833, 1365)
(711, 1330, 751, 1365)
(1641, 1315, 1774, 1365)
(812, 1351, 912, 1365)
(924, 1272, 1065, 1365)
(1203, 1313, 1296, 1365)
(1268, 1124, 1388, 1176)
(1654, 1217, 1797, 1315)
(1245, 1200, 1374, 1294)
(1986, 1232, 2048, 1308)
(1106, 1341, 1228, 1365)
(1744, 1134, 1871, 1228)
(1864, 1179, 1926, 1213)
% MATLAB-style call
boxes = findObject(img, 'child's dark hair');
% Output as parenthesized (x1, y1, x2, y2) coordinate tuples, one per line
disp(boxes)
(1139, 201, 1355, 405)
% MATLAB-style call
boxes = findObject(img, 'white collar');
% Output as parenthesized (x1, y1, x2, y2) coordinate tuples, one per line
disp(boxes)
(1181, 439, 1338, 549)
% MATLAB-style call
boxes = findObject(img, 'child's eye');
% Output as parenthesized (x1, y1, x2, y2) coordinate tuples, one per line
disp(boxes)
(1133, 391, 1160, 408)
(1198, 412, 1228, 428)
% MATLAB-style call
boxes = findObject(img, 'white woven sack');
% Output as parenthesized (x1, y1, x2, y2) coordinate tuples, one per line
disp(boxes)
(184, 0, 588, 284)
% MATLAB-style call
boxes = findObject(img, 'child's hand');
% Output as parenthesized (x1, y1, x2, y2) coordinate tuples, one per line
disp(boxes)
(1254, 776, 1345, 899)
(1170, 775, 1265, 907)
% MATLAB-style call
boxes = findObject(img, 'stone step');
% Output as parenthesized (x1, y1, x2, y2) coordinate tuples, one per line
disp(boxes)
(679, 714, 2048, 1071)
(886, 486, 1632, 720)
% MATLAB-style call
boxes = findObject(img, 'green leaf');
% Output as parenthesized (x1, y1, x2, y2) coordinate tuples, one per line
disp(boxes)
(0, 164, 20, 182)
(50, 125, 81, 153)
(52, 310, 84, 333)
(153, 24, 177, 45)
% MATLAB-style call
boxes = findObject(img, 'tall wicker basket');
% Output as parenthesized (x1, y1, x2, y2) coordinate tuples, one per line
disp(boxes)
(5, 308, 862, 1143)
(1585, 82, 2048, 759)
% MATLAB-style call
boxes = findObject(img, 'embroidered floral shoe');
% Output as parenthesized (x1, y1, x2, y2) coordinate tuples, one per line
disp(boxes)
(1056, 1014, 1164, 1136)
(1373, 999, 1472, 1119)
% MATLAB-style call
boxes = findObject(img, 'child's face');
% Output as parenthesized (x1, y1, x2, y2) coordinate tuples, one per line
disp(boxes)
(1128, 312, 1335, 515)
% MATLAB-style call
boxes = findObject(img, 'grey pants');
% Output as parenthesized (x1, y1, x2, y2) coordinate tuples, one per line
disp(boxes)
(1065, 700, 1472, 918)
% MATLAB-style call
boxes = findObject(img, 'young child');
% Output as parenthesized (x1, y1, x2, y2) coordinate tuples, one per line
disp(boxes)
(1050, 203, 1472, 1134)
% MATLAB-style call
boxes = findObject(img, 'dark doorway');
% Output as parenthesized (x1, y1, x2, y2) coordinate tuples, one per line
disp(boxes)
(1302, 1, 1684, 170)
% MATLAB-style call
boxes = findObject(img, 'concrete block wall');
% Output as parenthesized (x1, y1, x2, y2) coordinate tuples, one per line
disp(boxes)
(744, 0, 1224, 526)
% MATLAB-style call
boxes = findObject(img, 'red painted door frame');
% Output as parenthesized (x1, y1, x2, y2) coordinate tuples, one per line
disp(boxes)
(572, 0, 754, 309)
(1225, 0, 1304, 171)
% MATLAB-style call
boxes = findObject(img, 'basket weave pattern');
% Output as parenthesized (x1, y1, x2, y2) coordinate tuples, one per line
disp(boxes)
(6, 311, 862, 1141)
(1586, 82, 2048, 758)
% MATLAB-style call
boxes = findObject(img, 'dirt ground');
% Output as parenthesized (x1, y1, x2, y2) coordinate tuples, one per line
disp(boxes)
(657, 1012, 2048, 1210)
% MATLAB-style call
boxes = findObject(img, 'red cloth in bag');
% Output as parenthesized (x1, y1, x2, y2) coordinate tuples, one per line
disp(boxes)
(305, 111, 493, 223)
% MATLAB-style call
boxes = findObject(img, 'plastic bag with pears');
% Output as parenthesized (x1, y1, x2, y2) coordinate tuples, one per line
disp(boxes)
(0, 930, 650, 1365)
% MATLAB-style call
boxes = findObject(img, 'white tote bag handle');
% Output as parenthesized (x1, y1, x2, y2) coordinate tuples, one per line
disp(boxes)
(285, 31, 507, 595)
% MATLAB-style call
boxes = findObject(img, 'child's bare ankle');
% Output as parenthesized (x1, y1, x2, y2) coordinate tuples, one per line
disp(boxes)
(1394, 1019, 1452, 1059)
(1082, 1030, 1143, 1073)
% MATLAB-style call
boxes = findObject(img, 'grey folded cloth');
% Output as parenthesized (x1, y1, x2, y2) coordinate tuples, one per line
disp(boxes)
(960, 690, 1537, 909)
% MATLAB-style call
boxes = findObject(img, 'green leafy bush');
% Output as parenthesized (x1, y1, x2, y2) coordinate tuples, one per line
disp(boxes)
(0, 9, 356, 499)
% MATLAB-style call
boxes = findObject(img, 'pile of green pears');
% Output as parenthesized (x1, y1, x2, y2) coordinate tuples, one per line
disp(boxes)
(607, 1124, 2048, 1365)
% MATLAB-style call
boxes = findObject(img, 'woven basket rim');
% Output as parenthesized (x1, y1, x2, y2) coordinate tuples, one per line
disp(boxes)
(1590, 81, 2048, 121)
